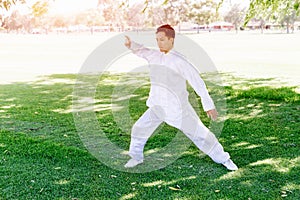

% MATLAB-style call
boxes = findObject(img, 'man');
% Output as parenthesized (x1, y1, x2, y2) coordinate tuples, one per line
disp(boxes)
(124, 24, 238, 171)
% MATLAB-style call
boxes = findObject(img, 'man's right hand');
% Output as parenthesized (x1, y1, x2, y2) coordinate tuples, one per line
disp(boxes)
(124, 35, 131, 49)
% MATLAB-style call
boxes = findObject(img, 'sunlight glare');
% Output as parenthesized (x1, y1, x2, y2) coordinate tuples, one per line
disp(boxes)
(120, 192, 137, 200)
(250, 158, 290, 173)
(50, 0, 98, 15)
(142, 176, 197, 187)
(218, 168, 244, 180)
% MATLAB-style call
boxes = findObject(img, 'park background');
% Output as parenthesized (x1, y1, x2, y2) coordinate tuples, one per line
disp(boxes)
(0, 0, 299, 199)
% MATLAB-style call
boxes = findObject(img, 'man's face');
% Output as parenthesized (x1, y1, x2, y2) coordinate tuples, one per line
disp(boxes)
(156, 31, 174, 53)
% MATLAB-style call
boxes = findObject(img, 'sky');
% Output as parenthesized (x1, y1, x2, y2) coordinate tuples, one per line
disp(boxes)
(48, 0, 98, 15)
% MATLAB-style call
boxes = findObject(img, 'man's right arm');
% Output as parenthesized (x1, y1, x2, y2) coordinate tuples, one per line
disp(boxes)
(124, 35, 156, 60)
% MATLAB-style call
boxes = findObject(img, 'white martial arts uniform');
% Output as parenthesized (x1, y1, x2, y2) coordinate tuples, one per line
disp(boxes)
(128, 41, 230, 164)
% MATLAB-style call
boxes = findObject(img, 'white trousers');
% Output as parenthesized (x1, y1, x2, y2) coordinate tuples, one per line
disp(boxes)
(128, 104, 230, 164)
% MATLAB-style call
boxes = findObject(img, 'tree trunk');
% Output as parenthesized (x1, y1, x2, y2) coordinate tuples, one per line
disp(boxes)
(260, 18, 264, 34)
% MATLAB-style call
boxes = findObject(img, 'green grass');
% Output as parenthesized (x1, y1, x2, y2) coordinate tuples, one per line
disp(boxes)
(0, 73, 299, 200)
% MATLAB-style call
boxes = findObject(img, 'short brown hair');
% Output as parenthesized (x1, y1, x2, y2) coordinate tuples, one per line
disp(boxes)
(156, 24, 175, 39)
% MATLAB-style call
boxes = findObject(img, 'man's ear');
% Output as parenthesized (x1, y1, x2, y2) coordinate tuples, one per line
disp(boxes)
(170, 37, 174, 45)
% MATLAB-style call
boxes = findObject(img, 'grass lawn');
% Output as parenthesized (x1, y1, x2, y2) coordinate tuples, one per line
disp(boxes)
(0, 73, 299, 200)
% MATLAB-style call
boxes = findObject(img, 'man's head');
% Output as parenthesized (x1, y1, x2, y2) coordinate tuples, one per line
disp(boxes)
(156, 24, 175, 53)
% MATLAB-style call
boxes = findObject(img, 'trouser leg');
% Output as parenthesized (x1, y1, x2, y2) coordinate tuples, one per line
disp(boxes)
(168, 106, 230, 164)
(128, 108, 163, 161)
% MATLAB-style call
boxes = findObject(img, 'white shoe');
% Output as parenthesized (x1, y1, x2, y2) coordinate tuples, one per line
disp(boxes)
(222, 159, 238, 171)
(124, 159, 143, 168)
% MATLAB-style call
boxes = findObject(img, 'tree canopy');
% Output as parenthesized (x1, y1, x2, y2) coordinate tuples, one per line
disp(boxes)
(244, 0, 300, 25)
(244, 0, 300, 33)
(1, 0, 300, 33)
(0, 0, 25, 10)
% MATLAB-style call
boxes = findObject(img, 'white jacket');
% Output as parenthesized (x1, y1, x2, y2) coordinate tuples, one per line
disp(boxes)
(130, 41, 215, 119)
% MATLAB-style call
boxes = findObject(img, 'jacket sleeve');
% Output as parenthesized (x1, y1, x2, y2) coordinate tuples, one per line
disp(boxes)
(182, 61, 215, 111)
(129, 41, 156, 61)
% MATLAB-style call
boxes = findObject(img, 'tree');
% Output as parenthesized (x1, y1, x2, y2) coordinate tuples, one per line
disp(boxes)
(0, 0, 25, 11)
(116, 0, 192, 28)
(285, 12, 298, 33)
(0, 0, 25, 30)
(82, 9, 105, 27)
(98, 0, 126, 29)
(53, 15, 66, 28)
(224, 4, 246, 32)
(244, 0, 300, 33)
(31, 0, 49, 18)
(3, 10, 23, 32)
(189, 0, 219, 26)
(30, 0, 50, 32)
(161, 0, 190, 26)
(124, 2, 145, 29)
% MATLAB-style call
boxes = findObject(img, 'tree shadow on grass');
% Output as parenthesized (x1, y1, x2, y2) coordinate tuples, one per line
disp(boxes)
(0, 73, 299, 199)
(213, 84, 299, 199)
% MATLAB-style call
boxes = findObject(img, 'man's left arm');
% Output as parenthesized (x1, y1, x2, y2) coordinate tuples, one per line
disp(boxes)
(182, 62, 218, 121)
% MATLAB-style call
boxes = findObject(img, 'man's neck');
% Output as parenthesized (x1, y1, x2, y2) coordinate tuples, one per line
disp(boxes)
(160, 48, 173, 54)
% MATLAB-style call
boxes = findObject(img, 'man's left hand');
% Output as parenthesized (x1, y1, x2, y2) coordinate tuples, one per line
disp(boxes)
(206, 109, 218, 121)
